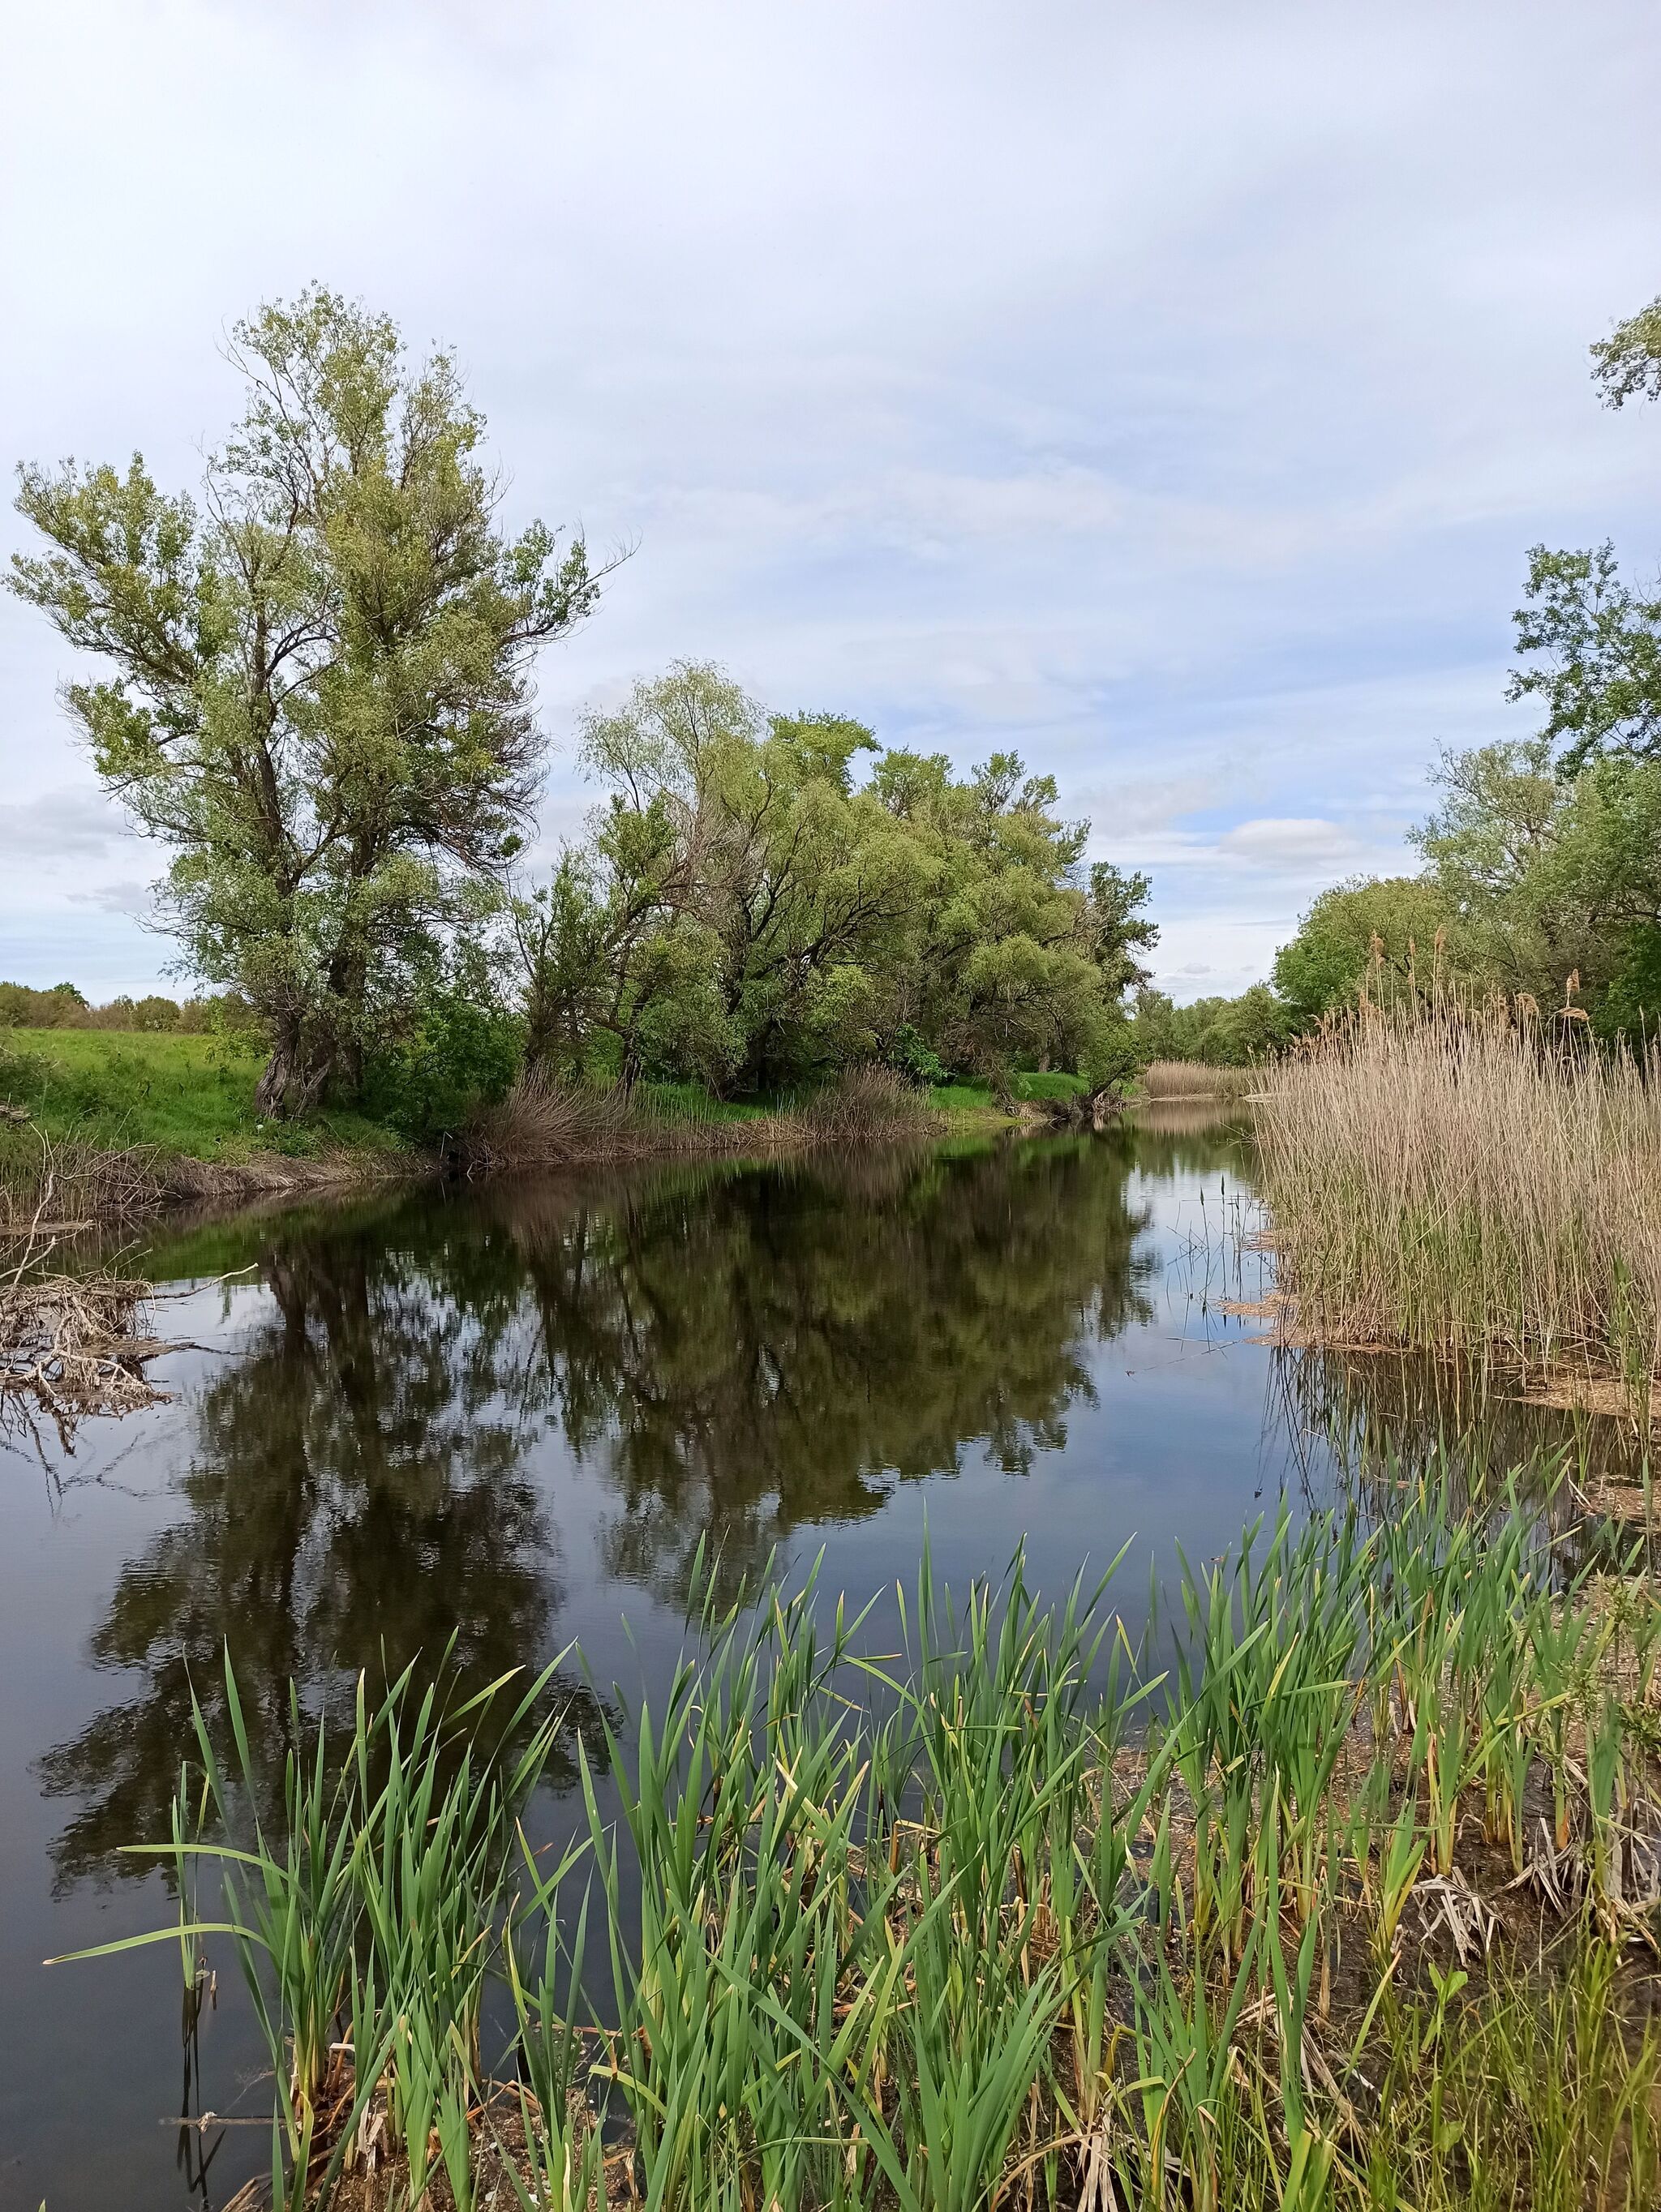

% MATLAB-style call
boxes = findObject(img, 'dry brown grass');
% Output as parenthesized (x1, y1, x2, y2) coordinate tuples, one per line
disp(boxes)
(0, 1122, 166, 1236)
(1252, 1009, 1661, 1391)
(463, 1065, 935, 1172)
(1140, 1058, 1255, 1102)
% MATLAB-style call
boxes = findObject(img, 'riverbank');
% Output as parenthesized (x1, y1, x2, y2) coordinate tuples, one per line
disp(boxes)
(0, 1028, 1097, 1226)
(461, 1064, 1092, 1170)
(0, 1027, 416, 1229)
(84, 1475, 1661, 2212)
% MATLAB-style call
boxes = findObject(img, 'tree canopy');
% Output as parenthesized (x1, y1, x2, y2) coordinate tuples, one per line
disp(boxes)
(514, 661, 1157, 1096)
(1243, 281, 1661, 1052)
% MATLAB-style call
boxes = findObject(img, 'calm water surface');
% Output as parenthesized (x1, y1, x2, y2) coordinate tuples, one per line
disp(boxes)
(0, 1114, 1620, 2208)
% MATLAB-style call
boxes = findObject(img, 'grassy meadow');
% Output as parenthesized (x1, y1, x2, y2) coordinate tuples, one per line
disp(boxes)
(0, 1027, 408, 1162)
(82, 1473, 1661, 2211)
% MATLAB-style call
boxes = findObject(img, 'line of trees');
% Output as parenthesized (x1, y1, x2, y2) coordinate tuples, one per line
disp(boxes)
(9, 293, 1158, 1130)
(0, 981, 255, 1032)
(513, 662, 1156, 1098)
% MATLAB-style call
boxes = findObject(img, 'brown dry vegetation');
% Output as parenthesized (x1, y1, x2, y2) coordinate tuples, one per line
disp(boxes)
(462, 1064, 936, 1171)
(1252, 1010, 1661, 1399)
(1140, 1057, 1256, 1102)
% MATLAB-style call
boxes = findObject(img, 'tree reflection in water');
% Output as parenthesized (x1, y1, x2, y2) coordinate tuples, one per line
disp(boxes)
(494, 1138, 1160, 1601)
(37, 1134, 1162, 1888)
(36, 1211, 599, 1892)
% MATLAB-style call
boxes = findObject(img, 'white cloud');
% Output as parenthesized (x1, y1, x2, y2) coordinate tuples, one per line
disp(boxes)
(1215, 819, 1363, 872)
(2, 0, 1658, 995)
(0, 785, 131, 860)
(67, 879, 157, 919)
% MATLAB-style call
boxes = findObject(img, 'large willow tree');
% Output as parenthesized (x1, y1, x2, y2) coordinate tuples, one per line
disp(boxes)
(11, 289, 603, 1117)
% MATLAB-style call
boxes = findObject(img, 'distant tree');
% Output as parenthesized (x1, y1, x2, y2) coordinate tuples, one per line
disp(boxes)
(11, 288, 606, 1117)
(1273, 875, 1475, 1022)
(1209, 982, 1294, 1063)
(0, 981, 87, 1027)
(1128, 983, 1292, 1067)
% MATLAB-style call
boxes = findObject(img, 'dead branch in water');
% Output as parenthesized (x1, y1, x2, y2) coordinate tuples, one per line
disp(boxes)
(1, 1270, 197, 1447)
(1, 1180, 203, 1447)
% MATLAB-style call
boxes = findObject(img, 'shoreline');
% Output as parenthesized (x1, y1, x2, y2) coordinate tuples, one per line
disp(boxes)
(0, 1077, 1204, 1239)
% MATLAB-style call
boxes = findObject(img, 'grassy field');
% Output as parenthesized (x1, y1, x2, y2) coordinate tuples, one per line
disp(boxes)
(930, 1069, 1090, 1112)
(0, 1027, 406, 1162)
(81, 1471, 1661, 2210)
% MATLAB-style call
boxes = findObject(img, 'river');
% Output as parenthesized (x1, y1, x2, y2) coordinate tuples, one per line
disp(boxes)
(0, 1111, 1626, 2208)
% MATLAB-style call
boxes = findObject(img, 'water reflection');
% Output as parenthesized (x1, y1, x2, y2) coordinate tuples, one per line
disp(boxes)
(16, 1113, 1661, 2211)
(32, 1118, 1646, 1908)
(491, 1138, 1160, 1600)
(36, 1209, 603, 1892)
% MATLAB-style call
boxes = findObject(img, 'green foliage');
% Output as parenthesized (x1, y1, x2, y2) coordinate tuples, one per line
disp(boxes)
(1253, 287, 1661, 1050)
(1131, 982, 1292, 1065)
(1591, 289, 1661, 407)
(361, 956, 525, 1145)
(886, 1022, 950, 1087)
(1404, 739, 1661, 1030)
(1602, 922, 1661, 1039)
(10, 288, 604, 1119)
(1272, 876, 1473, 1021)
(1467, 281, 1661, 974)
(516, 661, 1157, 1097)
(76, 1478, 1661, 2212)
(1510, 542, 1661, 774)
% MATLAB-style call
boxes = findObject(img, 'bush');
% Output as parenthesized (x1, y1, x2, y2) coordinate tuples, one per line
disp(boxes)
(363, 990, 526, 1147)
(884, 1023, 950, 1087)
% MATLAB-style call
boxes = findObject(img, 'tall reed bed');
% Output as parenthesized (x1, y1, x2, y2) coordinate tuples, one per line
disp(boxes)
(1140, 1059, 1255, 1104)
(1253, 1012, 1661, 1393)
(75, 1481, 1661, 2210)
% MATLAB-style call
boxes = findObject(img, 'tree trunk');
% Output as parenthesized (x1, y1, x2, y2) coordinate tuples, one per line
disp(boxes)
(255, 1025, 335, 1121)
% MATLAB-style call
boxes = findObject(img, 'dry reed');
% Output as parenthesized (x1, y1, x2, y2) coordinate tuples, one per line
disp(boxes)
(462, 1064, 935, 1172)
(1253, 1010, 1661, 1392)
(1141, 1059, 1255, 1102)
(0, 1122, 165, 1236)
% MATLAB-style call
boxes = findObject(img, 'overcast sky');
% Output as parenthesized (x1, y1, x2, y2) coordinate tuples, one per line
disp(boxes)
(2, 1, 1659, 1001)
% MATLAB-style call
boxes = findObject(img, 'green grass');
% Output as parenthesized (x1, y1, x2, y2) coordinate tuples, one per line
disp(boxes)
(640, 1079, 773, 1123)
(932, 1070, 1091, 1113)
(73, 1468, 1661, 2210)
(0, 1027, 407, 1164)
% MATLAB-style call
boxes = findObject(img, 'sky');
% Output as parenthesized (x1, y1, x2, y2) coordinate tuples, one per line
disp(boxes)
(2, 1, 1659, 1004)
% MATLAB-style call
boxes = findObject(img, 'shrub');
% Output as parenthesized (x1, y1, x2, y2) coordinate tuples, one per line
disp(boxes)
(363, 990, 526, 1146)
